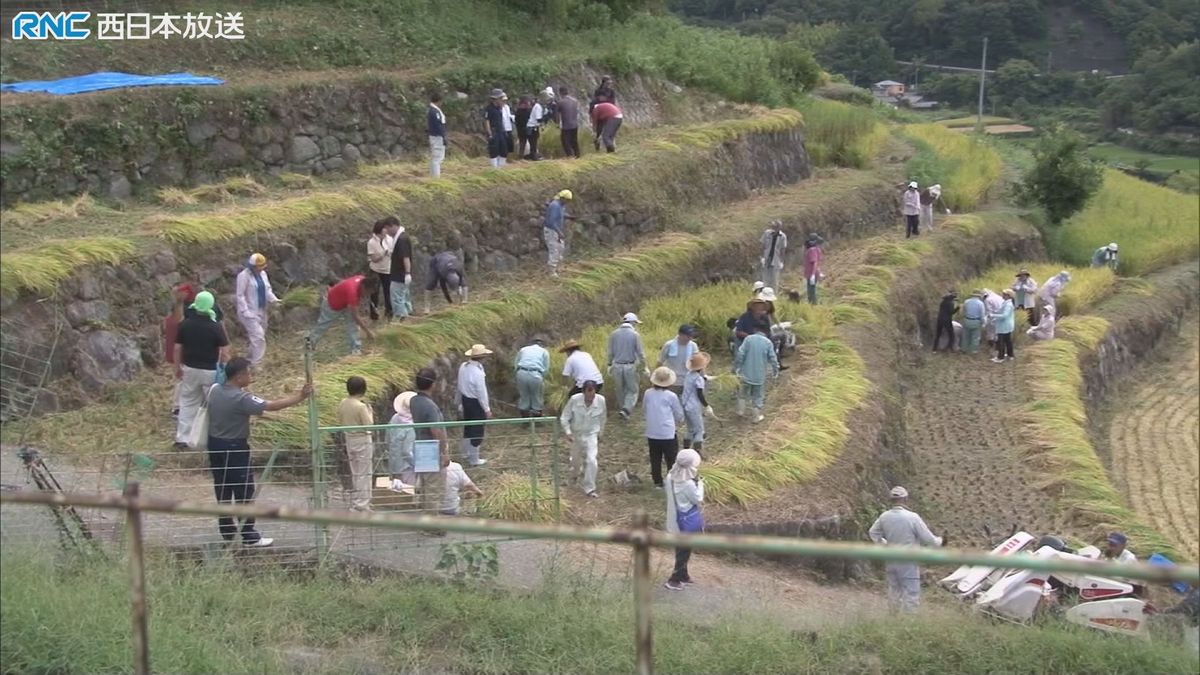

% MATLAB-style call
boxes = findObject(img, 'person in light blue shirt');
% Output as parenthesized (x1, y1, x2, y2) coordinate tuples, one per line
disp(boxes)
(644, 367, 684, 488)
(990, 289, 1016, 363)
(543, 189, 574, 277)
(513, 335, 551, 417)
(735, 325, 779, 423)
(657, 324, 699, 387)
(961, 289, 986, 354)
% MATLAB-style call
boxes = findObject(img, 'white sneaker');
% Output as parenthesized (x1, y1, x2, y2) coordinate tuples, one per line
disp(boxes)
(753, 413, 764, 423)
(990, 357, 1004, 363)
(246, 537, 274, 548)
(391, 479, 416, 494)
(469, 459, 488, 467)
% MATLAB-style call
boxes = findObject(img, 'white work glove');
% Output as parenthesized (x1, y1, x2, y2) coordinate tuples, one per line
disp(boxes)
(760, 258, 766, 268)
(643, 367, 652, 378)
(945, 208, 952, 215)
(404, 274, 412, 285)
(606, 365, 613, 376)
(704, 405, 714, 417)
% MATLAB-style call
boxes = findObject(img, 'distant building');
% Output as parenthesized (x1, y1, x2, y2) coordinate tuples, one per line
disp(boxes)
(873, 80, 906, 97)
(872, 79, 938, 109)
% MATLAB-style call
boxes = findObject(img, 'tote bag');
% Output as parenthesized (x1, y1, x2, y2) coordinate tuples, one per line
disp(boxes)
(671, 479, 705, 533)
(186, 384, 219, 449)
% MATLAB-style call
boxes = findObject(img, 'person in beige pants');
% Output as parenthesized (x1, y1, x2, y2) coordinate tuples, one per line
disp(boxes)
(337, 376, 375, 511)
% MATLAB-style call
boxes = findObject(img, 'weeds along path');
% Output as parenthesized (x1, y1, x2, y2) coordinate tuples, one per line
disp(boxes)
(1106, 314, 1200, 558)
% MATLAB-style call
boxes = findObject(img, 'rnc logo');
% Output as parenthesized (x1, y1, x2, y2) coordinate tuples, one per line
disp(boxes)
(11, 11, 92, 40)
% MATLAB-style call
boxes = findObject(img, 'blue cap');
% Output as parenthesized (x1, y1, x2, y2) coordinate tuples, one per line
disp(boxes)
(678, 324, 695, 336)
(1107, 532, 1127, 546)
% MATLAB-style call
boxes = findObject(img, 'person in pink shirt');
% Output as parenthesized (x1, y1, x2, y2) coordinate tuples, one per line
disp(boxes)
(803, 233, 825, 304)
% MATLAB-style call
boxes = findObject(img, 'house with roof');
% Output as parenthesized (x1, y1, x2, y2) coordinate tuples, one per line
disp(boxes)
(872, 79, 939, 109)
(873, 80, 906, 97)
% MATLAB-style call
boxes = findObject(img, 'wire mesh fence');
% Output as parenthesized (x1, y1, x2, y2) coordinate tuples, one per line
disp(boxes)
(0, 316, 62, 446)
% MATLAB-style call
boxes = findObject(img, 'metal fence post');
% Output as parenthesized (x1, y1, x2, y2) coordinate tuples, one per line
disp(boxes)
(123, 482, 150, 675)
(550, 420, 561, 521)
(528, 418, 539, 521)
(632, 510, 653, 675)
(304, 337, 328, 557)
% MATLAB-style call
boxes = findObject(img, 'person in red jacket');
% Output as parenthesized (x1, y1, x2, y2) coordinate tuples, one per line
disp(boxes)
(309, 274, 378, 355)
(590, 101, 623, 153)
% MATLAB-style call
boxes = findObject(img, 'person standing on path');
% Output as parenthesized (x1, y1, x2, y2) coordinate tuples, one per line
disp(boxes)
(410, 368, 449, 512)
(387, 216, 414, 321)
(310, 274, 377, 355)
(1037, 270, 1071, 315)
(483, 89, 509, 168)
(174, 291, 230, 449)
(608, 312, 649, 419)
(337, 376, 375, 512)
(932, 291, 958, 352)
(457, 344, 493, 467)
(981, 288, 1004, 347)
(424, 250, 468, 313)
(561, 340, 605, 397)
(657, 325, 698, 391)
(515, 95, 534, 161)
(868, 485, 944, 613)
(514, 335, 551, 417)
(387, 392, 418, 493)
(427, 92, 447, 178)
(560, 379, 606, 498)
(680, 352, 713, 453)
(543, 189, 574, 277)
(990, 289, 1016, 363)
(556, 86, 581, 158)
(735, 324, 779, 423)
(759, 220, 788, 291)
(235, 253, 279, 369)
(524, 90, 550, 160)
(590, 101, 623, 153)
(663, 448, 704, 591)
(1091, 243, 1119, 271)
(1011, 269, 1039, 327)
(902, 181, 922, 238)
(367, 219, 396, 321)
(803, 234, 825, 304)
(644, 367, 684, 488)
(207, 357, 311, 547)
(961, 290, 986, 354)
(163, 282, 198, 418)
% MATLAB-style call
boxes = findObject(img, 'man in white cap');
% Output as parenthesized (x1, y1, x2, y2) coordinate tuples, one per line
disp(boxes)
(607, 312, 649, 419)
(902, 181, 922, 238)
(1091, 242, 1119, 271)
(457, 344, 493, 467)
(760, 220, 788, 290)
(235, 252, 279, 368)
(543, 189, 574, 277)
(868, 486, 944, 614)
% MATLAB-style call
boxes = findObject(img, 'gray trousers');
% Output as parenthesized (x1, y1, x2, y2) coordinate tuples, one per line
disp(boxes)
(515, 369, 545, 413)
(610, 363, 640, 413)
(761, 265, 782, 290)
(310, 297, 360, 353)
(886, 563, 922, 613)
(683, 405, 705, 445)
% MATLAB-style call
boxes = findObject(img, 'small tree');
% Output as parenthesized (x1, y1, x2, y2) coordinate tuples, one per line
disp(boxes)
(1017, 124, 1104, 224)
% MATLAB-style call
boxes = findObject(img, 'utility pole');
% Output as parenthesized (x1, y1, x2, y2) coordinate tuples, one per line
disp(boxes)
(976, 37, 989, 132)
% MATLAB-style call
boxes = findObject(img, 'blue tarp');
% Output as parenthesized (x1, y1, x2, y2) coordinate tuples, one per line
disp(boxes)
(1, 72, 224, 96)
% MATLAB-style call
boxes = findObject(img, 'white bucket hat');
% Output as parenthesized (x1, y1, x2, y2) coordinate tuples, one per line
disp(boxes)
(755, 287, 778, 303)
(393, 391, 417, 414)
(890, 486, 909, 498)
(650, 366, 677, 388)
(622, 312, 641, 324)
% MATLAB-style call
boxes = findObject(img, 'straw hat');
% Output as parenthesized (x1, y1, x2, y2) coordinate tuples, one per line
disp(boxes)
(464, 343, 493, 358)
(756, 287, 778, 303)
(393, 391, 417, 414)
(558, 339, 581, 353)
(1016, 268, 1030, 277)
(248, 252, 267, 269)
(687, 351, 711, 372)
(1001, 289, 1014, 298)
(650, 366, 677, 388)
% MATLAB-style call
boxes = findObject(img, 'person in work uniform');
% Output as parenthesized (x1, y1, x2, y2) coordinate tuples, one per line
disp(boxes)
(424, 250, 468, 314)
(960, 290, 986, 354)
(234, 253, 279, 368)
(483, 88, 509, 168)
(932, 291, 958, 352)
(1091, 242, 1119, 271)
(1011, 269, 1039, 327)
(456, 344, 493, 467)
(607, 312, 649, 419)
(735, 324, 779, 423)
(759, 220, 788, 291)
(543, 189, 574, 277)
(513, 335, 551, 417)
(868, 485, 945, 613)
(560, 379, 606, 498)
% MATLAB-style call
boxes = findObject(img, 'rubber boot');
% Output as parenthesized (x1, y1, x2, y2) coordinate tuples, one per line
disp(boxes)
(423, 290, 432, 315)
(736, 397, 746, 417)
(459, 286, 469, 304)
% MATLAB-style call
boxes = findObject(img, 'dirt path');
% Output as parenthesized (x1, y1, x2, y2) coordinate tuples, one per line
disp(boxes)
(902, 341, 1069, 548)
(1106, 315, 1200, 558)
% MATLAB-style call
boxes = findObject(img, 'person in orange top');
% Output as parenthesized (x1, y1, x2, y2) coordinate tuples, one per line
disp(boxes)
(590, 101, 623, 153)
(308, 274, 378, 355)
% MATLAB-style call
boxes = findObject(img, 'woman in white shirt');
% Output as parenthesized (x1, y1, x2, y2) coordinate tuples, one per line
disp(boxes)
(664, 448, 704, 591)
(366, 219, 396, 320)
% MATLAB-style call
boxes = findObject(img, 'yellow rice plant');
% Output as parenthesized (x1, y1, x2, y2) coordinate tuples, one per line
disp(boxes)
(156, 187, 199, 207)
(564, 233, 711, 299)
(799, 98, 887, 168)
(1021, 322, 1182, 559)
(278, 172, 317, 190)
(903, 124, 1002, 212)
(280, 285, 321, 309)
(1050, 169, 1199, 277)
(0, 237, 138, 298)
(477, 474, 568, 522)
(957, 264, 1116, 318)
(2, 193, 110, 229)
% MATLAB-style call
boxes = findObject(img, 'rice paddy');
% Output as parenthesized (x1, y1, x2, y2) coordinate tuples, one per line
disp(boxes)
(903, 124, 1003, 212)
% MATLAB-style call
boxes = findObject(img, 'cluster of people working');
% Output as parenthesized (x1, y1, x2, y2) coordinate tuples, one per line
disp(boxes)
(931, 269, 1076, 360)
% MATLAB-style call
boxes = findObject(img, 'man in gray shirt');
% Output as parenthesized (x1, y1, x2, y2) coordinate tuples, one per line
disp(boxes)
(868, 486, 945, 613)
(207, 357, 311, 547)
(556, 86, 581, 158)
(424, 250, 468, 313)
(607, 312, 649, 419)
(410, 367, 450, 513)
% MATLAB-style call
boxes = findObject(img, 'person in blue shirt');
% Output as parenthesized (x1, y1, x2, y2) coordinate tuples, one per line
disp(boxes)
(543, 189, 574, 277)
(735, 325, 779, 423)
(960, 290, 987, 354)
(990, 289, 1016, 363)
(427, 92, 447, 178)
(513, 335, 551, 417)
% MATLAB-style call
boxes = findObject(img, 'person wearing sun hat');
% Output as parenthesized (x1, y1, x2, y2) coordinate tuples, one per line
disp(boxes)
(173, 290, 230, 449)
(644, 366, 684, 488)
(235, 252, 279, 368)
(483, 88, 509, 168)
(1091, 242, 1119, 271)
(902, 181, 922, 238)
(543, 189, 575, 277)
(1011, 268, 1039, 327)
(990, 289, 1017, 363)
(387, 391, 419, 493)
(868, 485, 944, 613)
(457, 344, 494, 467)
(1037, 270, 1072, 315)
(561, 339, 604, 396)
(608, 312, 648, 419)
(680, 351, 714, 452)
(759, 220, 788, 291)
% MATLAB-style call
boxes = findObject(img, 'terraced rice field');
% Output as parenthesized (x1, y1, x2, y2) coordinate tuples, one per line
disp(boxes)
(1108, 315, 1200, 559)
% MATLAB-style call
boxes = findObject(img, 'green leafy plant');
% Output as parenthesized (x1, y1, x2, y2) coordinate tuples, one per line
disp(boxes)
(1016, 124, 1104, 224)
(435, 542, 500, 583)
